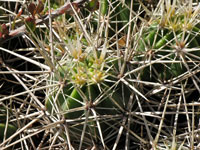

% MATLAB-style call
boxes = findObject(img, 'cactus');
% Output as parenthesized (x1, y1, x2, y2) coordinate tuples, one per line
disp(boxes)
(2, 0, 200, 149)
(136, 3, 200, 82)
(41, 0, 200, 149)
(0, 107, 18, 149)
(134, 0, 200, 149)
(0, 123, 17, 141)
(45, 35, 129, 148)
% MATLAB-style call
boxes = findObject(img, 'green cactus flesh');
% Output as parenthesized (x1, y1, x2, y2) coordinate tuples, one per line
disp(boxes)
(45, 48, 128, 144)
(137, 20, 200, 81)
(0, 123, 17, 141)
